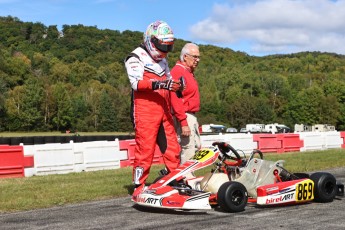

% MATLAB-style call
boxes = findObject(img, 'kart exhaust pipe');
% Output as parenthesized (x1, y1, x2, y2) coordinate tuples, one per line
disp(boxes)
(336, 182, 344, 196)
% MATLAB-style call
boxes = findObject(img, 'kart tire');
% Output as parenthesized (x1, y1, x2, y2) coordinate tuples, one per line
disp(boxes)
(217, 181, 248, 213)
(310, 172, 337, 203)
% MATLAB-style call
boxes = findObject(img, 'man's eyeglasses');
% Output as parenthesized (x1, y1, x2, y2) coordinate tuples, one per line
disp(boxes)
(186, 53, 200, 59)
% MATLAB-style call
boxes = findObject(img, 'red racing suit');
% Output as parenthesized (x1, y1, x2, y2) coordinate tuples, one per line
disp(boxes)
(124, 45, 180, 186)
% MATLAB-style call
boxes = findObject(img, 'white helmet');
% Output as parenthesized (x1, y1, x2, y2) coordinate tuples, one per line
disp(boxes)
(143, 20, 174, 61)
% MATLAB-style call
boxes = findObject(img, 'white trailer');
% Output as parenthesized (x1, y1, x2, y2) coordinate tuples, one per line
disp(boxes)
(294, 124, 312, 132)
(294, 124, 336, 132)
(265, 123, 290, 133)
(312, 124, 336, 132)
(245, 124, 265, 133)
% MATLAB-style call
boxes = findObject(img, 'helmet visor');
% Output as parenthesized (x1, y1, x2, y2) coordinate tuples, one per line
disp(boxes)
(151, 36, 174, 53)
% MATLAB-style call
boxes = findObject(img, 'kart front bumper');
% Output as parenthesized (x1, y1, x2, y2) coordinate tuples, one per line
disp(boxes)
(134, 189, 212, 210)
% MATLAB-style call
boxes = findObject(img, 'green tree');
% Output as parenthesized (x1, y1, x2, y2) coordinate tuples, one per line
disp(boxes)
(5, 78, 44, 131)
(51, 83, 74, 131)
(69, 61, 98, 86)
(70, 94, 89, 132)
(20, 78, 44, 131)
(284, 86, 325, 125)
(5, 85, 25, 130)
(98, 90, 117, 131)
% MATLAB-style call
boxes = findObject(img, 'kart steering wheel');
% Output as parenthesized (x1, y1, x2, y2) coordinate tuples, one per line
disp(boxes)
(212, 142, 242, 161)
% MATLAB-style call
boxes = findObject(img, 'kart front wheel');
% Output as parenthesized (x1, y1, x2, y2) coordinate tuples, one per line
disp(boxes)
(217, 181, 248, 212)
(310, 172, 337, 203)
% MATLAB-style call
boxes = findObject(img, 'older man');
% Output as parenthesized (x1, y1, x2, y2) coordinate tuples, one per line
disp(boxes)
(171, 43, 201, 164)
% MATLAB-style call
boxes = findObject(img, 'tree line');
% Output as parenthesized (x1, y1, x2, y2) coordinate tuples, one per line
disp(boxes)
(1, 16, 345, 132)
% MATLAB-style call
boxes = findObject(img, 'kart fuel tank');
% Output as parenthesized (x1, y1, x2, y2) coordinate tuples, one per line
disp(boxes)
(200, 172, 229, 193)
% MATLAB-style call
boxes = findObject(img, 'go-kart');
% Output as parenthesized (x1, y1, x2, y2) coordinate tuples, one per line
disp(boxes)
(132, 142, 344, 212)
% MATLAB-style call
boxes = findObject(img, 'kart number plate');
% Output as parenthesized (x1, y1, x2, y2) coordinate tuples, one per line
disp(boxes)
(295, 179, 314, 202)
(192, 149, 215, 162)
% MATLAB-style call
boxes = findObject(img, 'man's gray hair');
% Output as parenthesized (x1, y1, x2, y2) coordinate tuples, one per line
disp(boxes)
(180, 43, 199, 62)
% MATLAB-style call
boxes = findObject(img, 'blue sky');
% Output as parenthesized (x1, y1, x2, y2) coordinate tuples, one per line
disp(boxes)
(1, 0, 345, 56)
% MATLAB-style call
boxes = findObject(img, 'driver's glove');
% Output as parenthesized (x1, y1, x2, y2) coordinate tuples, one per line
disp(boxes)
(152, 80, 180, 92)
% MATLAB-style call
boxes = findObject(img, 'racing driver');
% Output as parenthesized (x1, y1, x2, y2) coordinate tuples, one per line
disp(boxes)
(124, 20, 182, 201)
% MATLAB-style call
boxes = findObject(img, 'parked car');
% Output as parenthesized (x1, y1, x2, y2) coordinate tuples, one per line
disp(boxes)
(240, 128, 248, 133)
(226, 127, 238, 133)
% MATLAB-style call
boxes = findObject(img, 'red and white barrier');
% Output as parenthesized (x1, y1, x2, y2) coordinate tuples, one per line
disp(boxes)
(0, 131, 344, 178)
(0, 145, 25, 178)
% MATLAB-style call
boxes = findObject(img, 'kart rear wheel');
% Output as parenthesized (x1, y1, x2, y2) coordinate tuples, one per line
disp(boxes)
(310, 172, 337, 203)
(217, 181, 248, 213)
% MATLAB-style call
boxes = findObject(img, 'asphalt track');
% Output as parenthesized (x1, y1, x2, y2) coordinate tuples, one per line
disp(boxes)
(1, 168, 344, 230)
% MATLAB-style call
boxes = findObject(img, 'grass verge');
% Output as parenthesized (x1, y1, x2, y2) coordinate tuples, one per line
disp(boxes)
(1, 148, 344, 213)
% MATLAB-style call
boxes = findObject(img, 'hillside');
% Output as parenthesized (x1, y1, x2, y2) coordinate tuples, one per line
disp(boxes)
(1, 16, 345, 132)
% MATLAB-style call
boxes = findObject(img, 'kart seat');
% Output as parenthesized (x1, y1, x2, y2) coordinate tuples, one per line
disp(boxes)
(234, 158, 284, 197)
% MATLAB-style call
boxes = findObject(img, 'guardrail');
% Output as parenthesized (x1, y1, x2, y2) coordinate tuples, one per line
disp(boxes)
(0, 132, 344, 178)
